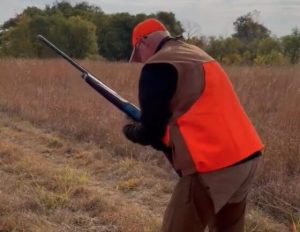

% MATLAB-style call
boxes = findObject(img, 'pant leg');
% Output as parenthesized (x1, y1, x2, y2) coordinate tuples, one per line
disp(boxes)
(161, 158, 259, 232)
(208, 158, 259, 232)
(210, 198, 246, 232)
(161, 174, 215, 232)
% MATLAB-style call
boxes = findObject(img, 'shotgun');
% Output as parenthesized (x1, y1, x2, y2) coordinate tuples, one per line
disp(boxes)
(37, 34, 141, 121)
(37, 35, 179, 176)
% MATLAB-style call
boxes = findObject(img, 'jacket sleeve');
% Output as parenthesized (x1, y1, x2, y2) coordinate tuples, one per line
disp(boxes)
(123, 63, 177, 150)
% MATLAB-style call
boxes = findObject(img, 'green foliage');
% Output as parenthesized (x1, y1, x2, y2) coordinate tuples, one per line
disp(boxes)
(99, 13, 136, 60)
(254, 37, 287, 65)
(206, 37, 243, 64)
(23, 6, 46, 18)
(206, 36, 225, 61)
(65, 16, 98, 58)
(233, 11, 270, 44)
(0, 1, 184, 61)
(46, 1, 73, 17)
(254, 50, 287, 65)
(0, 3, 299, 64)
(242, 50, 253, 64)
(185, 36, 207, 48)
(281, 28, 300, 64)
(152, 11, 184, 35)
(0, 15, 35, 57)
(220, 37, 243, 64)
(0, 10, 98, 59)
(257, 37, 281, 55)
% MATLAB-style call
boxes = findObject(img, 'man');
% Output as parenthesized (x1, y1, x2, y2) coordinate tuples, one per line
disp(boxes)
(123, 18, 263, 232)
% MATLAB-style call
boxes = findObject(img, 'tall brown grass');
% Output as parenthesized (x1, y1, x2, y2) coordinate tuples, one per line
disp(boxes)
(0, 59, 299, 230)
(227, 65, 300, 226)
(0, 115, 162, 231)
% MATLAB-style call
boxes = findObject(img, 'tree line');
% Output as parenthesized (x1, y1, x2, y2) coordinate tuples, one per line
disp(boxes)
(189, 11, 300, 65)
(0, 2, 299, 64)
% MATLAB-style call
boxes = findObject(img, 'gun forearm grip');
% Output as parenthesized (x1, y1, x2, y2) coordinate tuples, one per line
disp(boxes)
(122, 103, 141, 122)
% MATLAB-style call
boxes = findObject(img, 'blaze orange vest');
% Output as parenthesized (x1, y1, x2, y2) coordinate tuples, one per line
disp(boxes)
(147, 40, 263, 174)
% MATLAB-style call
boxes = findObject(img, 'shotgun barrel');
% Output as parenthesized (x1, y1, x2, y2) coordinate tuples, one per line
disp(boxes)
(37, 34, 141, 122)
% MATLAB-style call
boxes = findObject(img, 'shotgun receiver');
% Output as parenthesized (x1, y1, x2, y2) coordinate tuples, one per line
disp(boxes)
(37, 34, 141, 121)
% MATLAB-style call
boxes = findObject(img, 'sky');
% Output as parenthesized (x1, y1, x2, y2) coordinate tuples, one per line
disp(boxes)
(1, 0, 299, 37)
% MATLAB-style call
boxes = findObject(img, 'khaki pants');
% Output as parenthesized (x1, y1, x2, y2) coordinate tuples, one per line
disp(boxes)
(161, 158, 259, 232)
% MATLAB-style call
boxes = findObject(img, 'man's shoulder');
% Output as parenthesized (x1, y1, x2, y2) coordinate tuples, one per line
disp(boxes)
(149, 40, 214, 64)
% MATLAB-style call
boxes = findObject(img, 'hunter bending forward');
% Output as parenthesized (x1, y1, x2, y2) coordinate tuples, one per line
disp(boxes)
(123, 18, 263, 232)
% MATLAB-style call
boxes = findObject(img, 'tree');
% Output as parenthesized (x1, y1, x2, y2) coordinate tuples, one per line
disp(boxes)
(28, 15, 52, 57)
(233, 11, 270, 44)
(281, 28, 300, 64)
(257, 37, 281, 55)
(183, 21, 202, 40)
(23, 6, 46, 18)
(254, 37, 287, 65)
(47, 1, 73, 17)
(0, 14, 35, 57)
(254, 50, 287, 65)
(65, 16, 98, 58)
(206, 36, 243, 64)
(221, 37, 243, 64)
(185, 35, 208, 49)
(206, 36, 225, 61)
(74, 2, 103, 14)
(152, 12, 184, 36)
(99, 13, 135, 60)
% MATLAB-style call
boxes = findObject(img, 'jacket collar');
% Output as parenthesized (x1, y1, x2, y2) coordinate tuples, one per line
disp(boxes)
(155, 35, 183, 53)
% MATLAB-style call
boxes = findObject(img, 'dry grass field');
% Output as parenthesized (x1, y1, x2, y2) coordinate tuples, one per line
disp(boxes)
(0, 58, 299, 231)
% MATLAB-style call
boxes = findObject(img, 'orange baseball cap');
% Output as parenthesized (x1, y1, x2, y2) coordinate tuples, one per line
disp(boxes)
(131, 18, 167, 47)
(129, 18, 167, 62)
